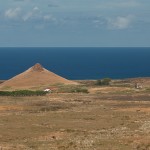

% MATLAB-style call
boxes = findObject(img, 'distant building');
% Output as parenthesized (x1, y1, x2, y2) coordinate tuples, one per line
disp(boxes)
(44, 89, 51, 92)
(135, 83, 142, 89)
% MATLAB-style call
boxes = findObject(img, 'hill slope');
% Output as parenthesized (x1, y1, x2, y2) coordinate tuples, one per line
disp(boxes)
(0, 63, 77, 90)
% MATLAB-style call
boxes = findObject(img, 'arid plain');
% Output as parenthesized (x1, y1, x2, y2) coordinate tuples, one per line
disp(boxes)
(0, 78, 150, 150)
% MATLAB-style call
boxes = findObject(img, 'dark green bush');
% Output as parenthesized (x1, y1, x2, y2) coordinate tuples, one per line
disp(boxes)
(0, 91, 11, 96)
(96, 78, 111, 86)
(0, 90, 48, 96)
(70, 87, 89, 93)
(57, 85, 89, 93)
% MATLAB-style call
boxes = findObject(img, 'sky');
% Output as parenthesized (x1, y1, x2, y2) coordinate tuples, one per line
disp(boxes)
(0, 0, 150, 47)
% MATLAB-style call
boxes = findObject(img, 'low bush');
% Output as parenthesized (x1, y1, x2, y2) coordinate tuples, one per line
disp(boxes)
(96, 78, 111, 86)
(0, 90, 48, 96)
(57, 85, 89, 93)
(70, 87, 89, 93)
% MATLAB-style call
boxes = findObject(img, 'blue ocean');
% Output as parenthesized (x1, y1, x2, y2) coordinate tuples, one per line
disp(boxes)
(0, 47, 150, 80)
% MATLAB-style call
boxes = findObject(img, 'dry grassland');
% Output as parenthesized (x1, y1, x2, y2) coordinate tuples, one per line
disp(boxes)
(0, 82, 150, 149)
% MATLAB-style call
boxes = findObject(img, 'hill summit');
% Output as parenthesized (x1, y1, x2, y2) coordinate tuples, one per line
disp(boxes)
(32, 63, 44, 72)
(0, 63, 77, 90)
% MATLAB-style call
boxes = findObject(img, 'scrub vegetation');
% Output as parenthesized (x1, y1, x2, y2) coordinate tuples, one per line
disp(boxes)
(0, 79, 150, 149)
(0, 90, 48, 96)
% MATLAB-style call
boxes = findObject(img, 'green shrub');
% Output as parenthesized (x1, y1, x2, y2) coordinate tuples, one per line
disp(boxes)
(0, 91, 11, 96)
(57, 85, 89, 93)
(70, 87, 89, 93)
(0, 90, 48, 96)
(96, 78, 111, 86)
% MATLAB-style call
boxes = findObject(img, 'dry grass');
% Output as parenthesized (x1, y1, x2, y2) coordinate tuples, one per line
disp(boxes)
(0, 92, 150, 149)
(0, 81, 150, 149)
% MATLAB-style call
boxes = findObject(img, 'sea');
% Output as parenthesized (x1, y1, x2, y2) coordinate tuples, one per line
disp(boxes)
(0, 47, 150, 80)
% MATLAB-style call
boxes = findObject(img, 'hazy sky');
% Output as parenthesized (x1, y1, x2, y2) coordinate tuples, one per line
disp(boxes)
(0, 0, 150, 47)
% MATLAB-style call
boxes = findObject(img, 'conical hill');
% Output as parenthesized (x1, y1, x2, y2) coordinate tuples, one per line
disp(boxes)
(0, 63, 77, 90)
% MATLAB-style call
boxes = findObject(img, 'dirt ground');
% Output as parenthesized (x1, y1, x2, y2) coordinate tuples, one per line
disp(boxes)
(0, 82, 150, 149)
